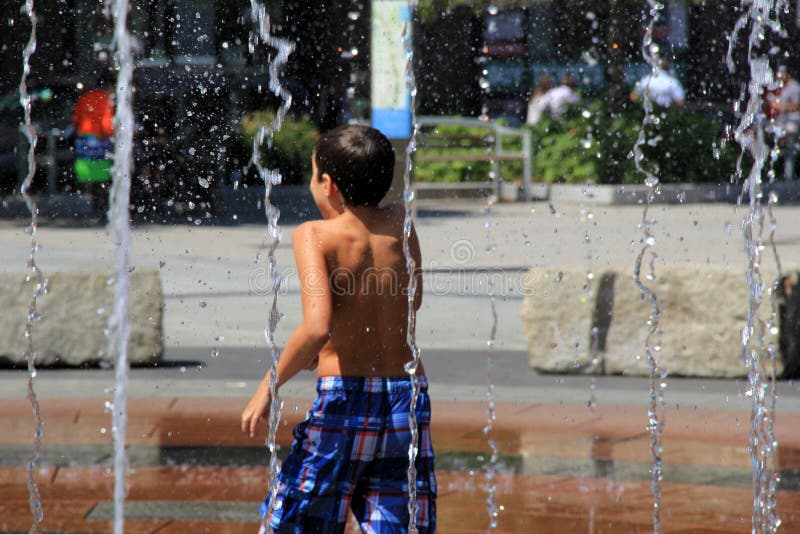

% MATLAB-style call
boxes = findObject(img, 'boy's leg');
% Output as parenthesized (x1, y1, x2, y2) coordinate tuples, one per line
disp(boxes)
(262, 416, 353, 533)
(350, 381, 436, 534)
(263, 378, 385, 533)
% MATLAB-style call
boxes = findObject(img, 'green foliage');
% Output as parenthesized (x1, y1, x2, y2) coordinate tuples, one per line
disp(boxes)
(414, 102, 738, 185)
(524, 100, 739, 184)
(413, 123, 529, 183)
(238, 110, 320, 185)
(524, 103, 603, 184)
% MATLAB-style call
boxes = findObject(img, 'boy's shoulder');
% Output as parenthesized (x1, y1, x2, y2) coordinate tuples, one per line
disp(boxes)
(290, 218, 346, 257)
(292, 204, 408, 251)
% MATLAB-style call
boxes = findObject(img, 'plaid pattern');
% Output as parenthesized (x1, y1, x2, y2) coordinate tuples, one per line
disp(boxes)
(260, 376, 436, 533)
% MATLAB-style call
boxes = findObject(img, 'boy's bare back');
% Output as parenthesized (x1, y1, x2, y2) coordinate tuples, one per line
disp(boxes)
(300, 203, 423, 378)
(242, 124, 425, 438)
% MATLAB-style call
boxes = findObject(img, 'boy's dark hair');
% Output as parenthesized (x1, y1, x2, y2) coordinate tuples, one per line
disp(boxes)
(314, 125, 395, 206)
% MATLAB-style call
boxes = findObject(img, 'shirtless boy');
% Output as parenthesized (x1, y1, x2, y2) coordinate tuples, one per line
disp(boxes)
(241, 125, 436, 533)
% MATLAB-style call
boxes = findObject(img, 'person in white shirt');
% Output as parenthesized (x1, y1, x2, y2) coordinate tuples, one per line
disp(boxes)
(526, 75, 553, 125)
(529, 74, 580, 123)
(630, 59, 686, 108)
(767, 67, 800, 180)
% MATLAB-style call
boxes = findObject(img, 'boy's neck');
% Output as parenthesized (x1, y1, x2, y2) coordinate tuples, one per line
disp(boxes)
(338, 204, 385, 219)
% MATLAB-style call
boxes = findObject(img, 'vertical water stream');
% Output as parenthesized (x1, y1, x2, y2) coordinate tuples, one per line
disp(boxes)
(18, 1, 46, 531)
(726, 1, 786, 531)
(483, 289, 499, 532)
(401, 2, 421, 532)
(480, 6, 500, 531)
(247, 3, 294, 531)
(632, 2, 667, 531)
(107, 0, 135, 532)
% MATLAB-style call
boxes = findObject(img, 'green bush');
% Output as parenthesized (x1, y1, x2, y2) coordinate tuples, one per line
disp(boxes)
(413, 123, 522, 183)
(524, 100, 739, 184)
(238, 110, 319, 185)
(413, 101, 739, 185)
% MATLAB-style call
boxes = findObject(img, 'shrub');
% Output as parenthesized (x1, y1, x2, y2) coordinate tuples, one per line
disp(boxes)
(524, 100, 739, 185)
(238, 110, 319, 185)
(413, 123, 521, 183)
(412, 100, 739, 185)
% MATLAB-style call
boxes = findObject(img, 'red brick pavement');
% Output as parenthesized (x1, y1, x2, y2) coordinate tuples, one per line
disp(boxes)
(3, 397, 800, 532)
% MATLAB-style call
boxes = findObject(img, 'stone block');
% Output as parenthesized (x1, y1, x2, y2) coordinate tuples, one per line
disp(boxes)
(522, 264, 787, 378)
(520, 268, 602, 374)
(0, 270, 163, 366)
(603, 265, 780, 378)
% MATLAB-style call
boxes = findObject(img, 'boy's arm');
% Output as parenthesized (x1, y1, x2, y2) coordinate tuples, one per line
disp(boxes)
(241, 222, 332, 437)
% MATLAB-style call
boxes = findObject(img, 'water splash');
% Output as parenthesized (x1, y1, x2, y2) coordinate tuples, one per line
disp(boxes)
(247, 3, 294, 531)
(18, 1, 46, 531)
(106, 0, 135, 532)
(401, 2, 421, 532)
(479, 7, 500, 531)
(582, 207, 598, 412)
(483, 289, 499, 532)
(632, 2, 667, 531)
(726, 1, 787, 531)
(342, 1, 363, 123)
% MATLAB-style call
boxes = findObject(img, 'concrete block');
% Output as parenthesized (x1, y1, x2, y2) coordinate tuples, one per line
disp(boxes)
(603, 265, 780, 378)
(520, 268, 602, 374)
(0, 270, 163, 366)
(522, 264, 786, 378)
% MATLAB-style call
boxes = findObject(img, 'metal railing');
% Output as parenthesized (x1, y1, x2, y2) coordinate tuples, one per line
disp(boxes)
(414, 116, 532, 200)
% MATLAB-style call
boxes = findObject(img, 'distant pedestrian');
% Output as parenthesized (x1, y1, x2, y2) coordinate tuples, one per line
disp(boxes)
(767, 66, 800, 180)
(534, 74, 580, 122)
(526, 75, 553, 125)
(630, 58, 685, 108)
(73, 71, 115, 220)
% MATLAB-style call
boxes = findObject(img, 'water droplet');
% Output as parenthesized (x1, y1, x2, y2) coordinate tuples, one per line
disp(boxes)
(210, 348, 219, 358)
(198, 177, 210, 189)
(199, 300, 207, 308)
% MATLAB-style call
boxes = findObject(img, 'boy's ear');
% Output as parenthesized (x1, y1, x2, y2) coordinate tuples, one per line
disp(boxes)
(321, 173, 339, 197)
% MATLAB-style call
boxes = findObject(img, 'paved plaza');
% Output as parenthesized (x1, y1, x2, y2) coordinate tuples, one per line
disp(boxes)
(2, 199, 800, 405)
(3, 198, 800, 531)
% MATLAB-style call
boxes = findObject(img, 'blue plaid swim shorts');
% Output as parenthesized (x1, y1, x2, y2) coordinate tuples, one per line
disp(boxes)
(259, 375, 436, 533)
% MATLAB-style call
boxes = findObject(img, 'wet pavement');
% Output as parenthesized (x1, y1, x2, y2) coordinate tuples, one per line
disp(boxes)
(3, 200, 800, 530)
(3, 394, 800, 532)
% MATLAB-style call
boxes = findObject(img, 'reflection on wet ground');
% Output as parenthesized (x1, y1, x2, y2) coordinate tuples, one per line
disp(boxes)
(2, 397, 800, 532)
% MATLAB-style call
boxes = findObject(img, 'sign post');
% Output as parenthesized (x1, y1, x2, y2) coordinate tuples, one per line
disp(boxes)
(371, 0, 412, 139)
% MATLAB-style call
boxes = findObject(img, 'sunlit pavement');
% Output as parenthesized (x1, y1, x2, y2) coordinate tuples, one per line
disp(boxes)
(3, 200, 800, 353)
(4, 200, 800, 531)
